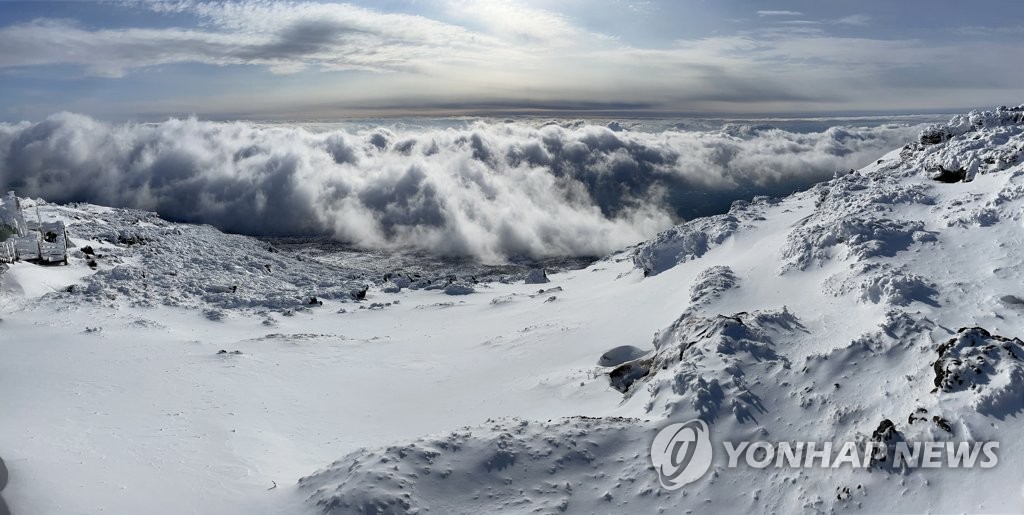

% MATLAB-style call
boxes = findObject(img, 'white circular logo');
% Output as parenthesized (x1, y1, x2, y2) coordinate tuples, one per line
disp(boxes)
(650, 419, 713, 490)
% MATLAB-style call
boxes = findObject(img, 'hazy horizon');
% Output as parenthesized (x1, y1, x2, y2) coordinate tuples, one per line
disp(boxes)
(1, 0, 1022, 121)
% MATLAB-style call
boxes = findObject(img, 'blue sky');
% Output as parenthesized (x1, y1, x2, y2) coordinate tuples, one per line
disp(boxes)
(0, 0, 1022, 121)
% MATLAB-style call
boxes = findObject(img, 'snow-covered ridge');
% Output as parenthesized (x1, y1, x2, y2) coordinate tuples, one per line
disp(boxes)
(918, 105, 1024, 146)
(634, 105, 1024, 277)
(0, 200, 589, 318)
(296, 106, 1024, 513)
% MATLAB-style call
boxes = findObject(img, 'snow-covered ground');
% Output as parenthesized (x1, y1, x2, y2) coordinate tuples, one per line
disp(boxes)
(2, 107, 1024, 514)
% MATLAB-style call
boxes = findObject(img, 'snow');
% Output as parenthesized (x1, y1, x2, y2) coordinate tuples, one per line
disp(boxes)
(2, 106, 1024, 514)
(0, 260, 92, 300)
(298, 417, 654, 514)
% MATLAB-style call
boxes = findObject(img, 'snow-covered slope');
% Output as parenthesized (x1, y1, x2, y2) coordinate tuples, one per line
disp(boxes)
(2, 107, 1023, 514)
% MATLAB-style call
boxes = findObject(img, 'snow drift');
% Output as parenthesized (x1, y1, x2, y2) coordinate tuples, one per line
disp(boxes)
(0, 113, 922, 262)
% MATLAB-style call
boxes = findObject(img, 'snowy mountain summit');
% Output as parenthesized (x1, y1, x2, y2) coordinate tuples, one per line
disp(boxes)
(300, 106, 1024, 514)
(2, 106, 1024, 514)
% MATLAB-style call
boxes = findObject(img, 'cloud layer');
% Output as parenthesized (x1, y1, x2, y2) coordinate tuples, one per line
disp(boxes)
(0, 113, 922, 261)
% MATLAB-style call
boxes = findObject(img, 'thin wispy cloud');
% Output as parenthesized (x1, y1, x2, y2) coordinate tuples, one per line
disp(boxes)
(757, 10, 804, 17)
(955, 25, 1024, 36)
(834, 14, 871, 26)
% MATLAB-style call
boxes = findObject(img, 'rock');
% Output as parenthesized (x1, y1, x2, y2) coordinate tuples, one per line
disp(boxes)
(532, 286, 562, 298)
(872, 419, 897, 441)
(444, 283, 474, 296)
(633, 215, 739, 276)
(907, 407, 929, 425)
(350, 286, 368, 301)
(919, 127, 953, 146)
(932, 327, 1024, 416)
(608, 359, 652, 393)
(524, 268, 549, 284)
(204, 308, 227, 321)
(998, 295, 1024, 307)
(0, 455, 7, 515)
(391, 275, 411, 289)
(932, 416, 953, 434)
(932, 166, 968, 183)
(689, 265, 737, 304)
(408, 279, 429, 290)
(381, 282, 401, 294)
(868, 419, 904, 467)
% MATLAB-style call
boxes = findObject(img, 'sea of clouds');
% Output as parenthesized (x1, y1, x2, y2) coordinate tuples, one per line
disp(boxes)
(0, 113, 925, 262)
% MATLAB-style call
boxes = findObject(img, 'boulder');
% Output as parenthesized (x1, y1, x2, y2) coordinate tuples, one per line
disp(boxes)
(524, 268, 549, 284)
(444, 283, 475, 295)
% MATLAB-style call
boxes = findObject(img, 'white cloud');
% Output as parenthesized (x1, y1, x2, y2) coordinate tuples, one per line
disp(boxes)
(0, 3, 514, 77)
(954, 25, 1024, 36)
(834, 14, 871, 26)
(757, 10, 804, 17)
(0, 113, 924, 261)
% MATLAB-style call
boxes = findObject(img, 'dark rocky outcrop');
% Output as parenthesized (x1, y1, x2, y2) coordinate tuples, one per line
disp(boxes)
(607, 358, 652, 393)
(350, 286, 368, 301)
(932, 166, 968, 183)
(524, 268, 549, 284)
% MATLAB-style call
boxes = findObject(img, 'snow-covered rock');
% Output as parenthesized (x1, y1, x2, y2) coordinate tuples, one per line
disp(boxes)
(632, 214, 739, 276)
(932, 327, 1024, 417)
(689, 265, 738, 305)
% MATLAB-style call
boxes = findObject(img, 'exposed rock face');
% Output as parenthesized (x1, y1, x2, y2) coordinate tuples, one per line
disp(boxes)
(523, 268, 549, 284)
(351, 286, 369, 301)
(932, 166, 968, 183)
